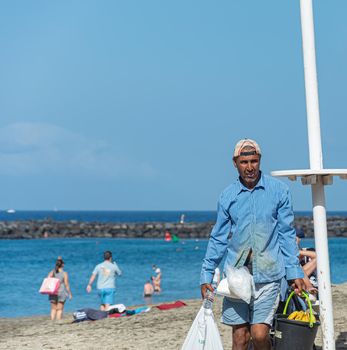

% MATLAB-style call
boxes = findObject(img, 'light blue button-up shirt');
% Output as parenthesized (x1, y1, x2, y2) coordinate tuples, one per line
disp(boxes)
(200, 173, 304, 285)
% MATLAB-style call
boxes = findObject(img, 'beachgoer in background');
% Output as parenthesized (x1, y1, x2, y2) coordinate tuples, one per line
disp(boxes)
(143, 279, 154, 297)
(295, 230, 318, 291)
(86, 251, 122, 311)
(48, 257, 72, 321)
(300, 248, 317, 286)
(152, 265, 162, 292)
(164, 231, 172, 241)
(200, 139, 305, 350)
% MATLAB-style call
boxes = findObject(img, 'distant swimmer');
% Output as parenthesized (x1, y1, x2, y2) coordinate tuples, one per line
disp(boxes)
(152, 265, 162, 292)
(164, 231, 172, 241)
(143, 280, 154, 297)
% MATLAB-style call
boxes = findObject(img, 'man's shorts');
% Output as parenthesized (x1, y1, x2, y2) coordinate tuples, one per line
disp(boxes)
(98, 288, 115, 305)
(221, 280, 281, 326)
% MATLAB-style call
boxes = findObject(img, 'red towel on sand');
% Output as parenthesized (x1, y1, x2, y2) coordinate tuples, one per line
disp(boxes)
(108, 313, 124, 318)
(156, 301, 187, 310)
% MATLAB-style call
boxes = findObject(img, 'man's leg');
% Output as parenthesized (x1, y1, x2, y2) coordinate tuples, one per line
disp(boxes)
(99, 289, 106, 310)
(232, 324, 251, 350)
(250, 323, 271, 350)
(103, 288, 115, 310)
(250, 280, 281, 350)
(221, 297, 250, 350)
(99, 288, 115, 310)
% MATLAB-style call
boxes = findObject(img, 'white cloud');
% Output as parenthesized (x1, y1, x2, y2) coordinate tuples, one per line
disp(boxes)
(0, 122, 156, 178)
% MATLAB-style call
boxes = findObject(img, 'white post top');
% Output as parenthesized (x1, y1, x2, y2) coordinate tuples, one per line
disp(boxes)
(271, 169, 347, 185)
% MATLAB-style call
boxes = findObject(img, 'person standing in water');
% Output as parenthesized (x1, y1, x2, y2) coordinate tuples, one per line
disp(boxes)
(143, 279, 154, 297)
(152, 265, 162, 293)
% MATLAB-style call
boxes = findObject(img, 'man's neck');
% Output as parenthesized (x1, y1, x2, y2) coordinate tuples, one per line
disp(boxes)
(239, 172, 261, 190)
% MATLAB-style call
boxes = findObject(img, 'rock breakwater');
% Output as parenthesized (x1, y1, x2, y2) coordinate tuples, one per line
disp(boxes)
(0, 216, 346, 239)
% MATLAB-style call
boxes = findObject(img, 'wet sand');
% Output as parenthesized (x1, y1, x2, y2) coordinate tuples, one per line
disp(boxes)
(0, 284, 346, 350)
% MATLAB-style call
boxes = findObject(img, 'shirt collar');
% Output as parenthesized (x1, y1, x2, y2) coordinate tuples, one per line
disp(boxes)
(237, 171, 265, 194)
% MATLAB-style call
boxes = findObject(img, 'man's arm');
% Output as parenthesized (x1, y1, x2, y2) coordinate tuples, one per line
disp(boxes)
(200, 196, 231, 298)
(86, 273, 96, 293)
(113, 262, 122, 276)
(277, 188, 305, 294)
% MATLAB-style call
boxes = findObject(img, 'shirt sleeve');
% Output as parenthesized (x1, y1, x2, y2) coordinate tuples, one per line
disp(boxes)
(277, 189, 304, 281)
(113, 262, 122, 276)
(200, 197, 231, 285)
(92, 264, 99, 275)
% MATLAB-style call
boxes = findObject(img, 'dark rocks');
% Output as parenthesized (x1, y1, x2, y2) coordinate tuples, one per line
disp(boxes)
(294, 216, 347, 237)
(0, 216, 346, 239)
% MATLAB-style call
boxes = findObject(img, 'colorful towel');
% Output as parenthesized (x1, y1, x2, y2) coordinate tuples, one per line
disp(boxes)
(108, 306, 151, 318)
(156, 301, 187, 310)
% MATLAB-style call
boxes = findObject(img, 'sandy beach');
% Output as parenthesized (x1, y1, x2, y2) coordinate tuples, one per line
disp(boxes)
(0, 283, 346, 350)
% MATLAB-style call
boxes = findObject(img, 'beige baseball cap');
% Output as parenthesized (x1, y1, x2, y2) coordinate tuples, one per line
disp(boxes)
(233, 138, 261, 158)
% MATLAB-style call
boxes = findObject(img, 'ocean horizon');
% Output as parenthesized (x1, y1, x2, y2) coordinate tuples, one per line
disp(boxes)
(1, 210, 347, 223)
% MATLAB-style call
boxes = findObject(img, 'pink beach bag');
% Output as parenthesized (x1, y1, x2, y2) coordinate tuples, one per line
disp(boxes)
(39, 277, 60, 295)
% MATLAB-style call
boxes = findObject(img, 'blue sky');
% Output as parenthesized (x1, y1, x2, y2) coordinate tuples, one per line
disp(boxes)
(0, 1, 346, 211)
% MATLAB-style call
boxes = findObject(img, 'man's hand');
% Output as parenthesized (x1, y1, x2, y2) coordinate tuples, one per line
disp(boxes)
(200, 283, 214, 299)
(303, 277, 318, 294)
(290, 278, 306, 295)
(86, 274, 96, 293)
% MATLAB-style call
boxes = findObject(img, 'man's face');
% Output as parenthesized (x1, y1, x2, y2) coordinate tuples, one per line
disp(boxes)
(233, 153, 261, 189)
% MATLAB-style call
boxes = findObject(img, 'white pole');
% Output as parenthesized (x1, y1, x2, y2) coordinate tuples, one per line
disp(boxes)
(311, 185, 335, 349)
(300, 0, 323, 170)
(300, 1, 335, 349)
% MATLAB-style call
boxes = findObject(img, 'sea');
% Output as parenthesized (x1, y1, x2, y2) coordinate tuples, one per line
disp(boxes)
(0, 210, 346, 318)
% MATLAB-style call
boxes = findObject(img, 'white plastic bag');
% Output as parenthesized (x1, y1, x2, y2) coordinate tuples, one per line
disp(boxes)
(226, 266, 254, 304)
(216, 278, 240, 299)
(181, 305, 224, 350)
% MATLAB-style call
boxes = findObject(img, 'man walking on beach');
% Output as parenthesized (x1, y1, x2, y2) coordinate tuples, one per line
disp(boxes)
(86, 251, 122, 311)
(200, 139, 305, 350)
